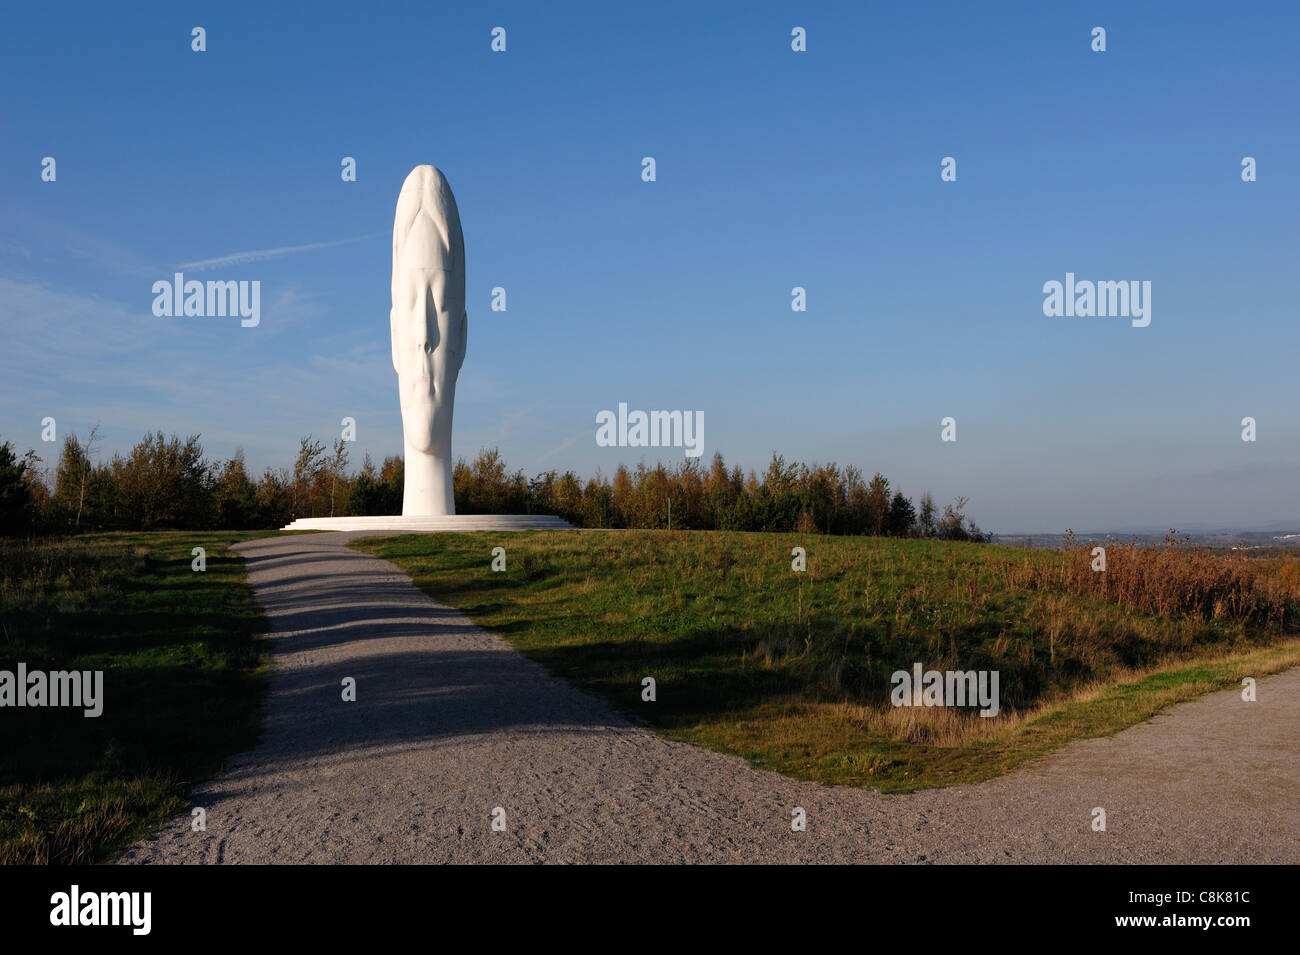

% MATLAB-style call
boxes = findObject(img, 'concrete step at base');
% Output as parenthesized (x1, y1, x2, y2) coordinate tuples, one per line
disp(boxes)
(281, 514, 577, 532)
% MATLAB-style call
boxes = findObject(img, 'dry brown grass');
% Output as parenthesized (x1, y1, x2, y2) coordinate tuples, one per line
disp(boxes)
(1019, 534, 1298, 627)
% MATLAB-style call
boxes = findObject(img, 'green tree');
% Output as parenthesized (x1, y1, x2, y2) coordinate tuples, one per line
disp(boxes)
(346, 454, 385, 516)
(0, 440, 35, 534)
(886, 491, 916, 537)
(211, 450, 258, 528)
(108, 432, 208, 529)
(255, 467, 291, 527)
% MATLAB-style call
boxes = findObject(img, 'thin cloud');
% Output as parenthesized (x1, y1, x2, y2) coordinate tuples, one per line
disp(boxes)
(537, 428, 590, 463)
(174, 232, 386, 271)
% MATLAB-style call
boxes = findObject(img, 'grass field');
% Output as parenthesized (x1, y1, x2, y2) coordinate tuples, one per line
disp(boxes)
(354, 530, 1300, 791)
(0, 531, 279, 864)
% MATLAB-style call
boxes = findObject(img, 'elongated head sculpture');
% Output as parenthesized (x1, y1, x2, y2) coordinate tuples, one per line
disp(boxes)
(391, 164, 467, 515)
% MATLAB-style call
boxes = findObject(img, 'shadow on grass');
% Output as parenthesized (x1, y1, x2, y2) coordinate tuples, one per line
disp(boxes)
(0, 532, 271, 863)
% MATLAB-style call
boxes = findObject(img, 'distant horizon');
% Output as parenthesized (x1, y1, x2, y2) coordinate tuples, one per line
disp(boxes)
(996, 524, 1300, 540)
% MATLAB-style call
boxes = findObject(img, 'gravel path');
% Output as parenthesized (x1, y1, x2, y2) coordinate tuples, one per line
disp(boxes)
(119, 532, 1299, 864)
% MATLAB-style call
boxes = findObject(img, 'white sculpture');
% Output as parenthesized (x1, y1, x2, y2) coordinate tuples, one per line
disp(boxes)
(280, 165, 574, 532)
(390, 164, 467, 515)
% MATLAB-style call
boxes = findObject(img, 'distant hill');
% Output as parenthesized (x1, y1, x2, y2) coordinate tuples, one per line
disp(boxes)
(994, 528, 1300, 550)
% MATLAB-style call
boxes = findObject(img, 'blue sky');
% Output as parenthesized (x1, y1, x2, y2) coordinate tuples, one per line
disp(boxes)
(2, 1, 1297, 533)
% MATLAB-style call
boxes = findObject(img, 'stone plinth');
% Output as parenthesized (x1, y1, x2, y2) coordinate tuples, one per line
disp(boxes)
(281, 515, 576, 532)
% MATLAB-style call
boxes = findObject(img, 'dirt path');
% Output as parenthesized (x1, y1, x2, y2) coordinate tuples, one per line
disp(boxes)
(119, 532, 1299, 864)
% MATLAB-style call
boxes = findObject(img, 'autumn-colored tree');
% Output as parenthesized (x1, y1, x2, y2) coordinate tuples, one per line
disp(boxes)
(918, 491, 937, 538)
(211, 450, 258, 528)
(290, 435, 326, 520)
(326, 438, 351, 517)
(865, 473, 891, 536)
(53, 427, 103, 528)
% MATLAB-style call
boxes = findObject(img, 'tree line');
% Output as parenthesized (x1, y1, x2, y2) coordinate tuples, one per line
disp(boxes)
(0, 429, 988, 540)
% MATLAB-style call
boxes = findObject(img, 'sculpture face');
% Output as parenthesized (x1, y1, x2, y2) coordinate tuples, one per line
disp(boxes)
(392, 260, 465, 453)
(391, 165, 467, 513)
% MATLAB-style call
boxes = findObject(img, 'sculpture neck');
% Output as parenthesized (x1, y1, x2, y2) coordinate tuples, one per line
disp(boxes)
(402, 438, 455, 516)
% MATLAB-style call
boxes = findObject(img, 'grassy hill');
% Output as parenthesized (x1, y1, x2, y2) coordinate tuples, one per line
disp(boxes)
(355, 530, 1300, 791)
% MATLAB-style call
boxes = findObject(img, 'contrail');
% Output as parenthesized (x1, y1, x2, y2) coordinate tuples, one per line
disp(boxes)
(175, 232, 386, 271)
